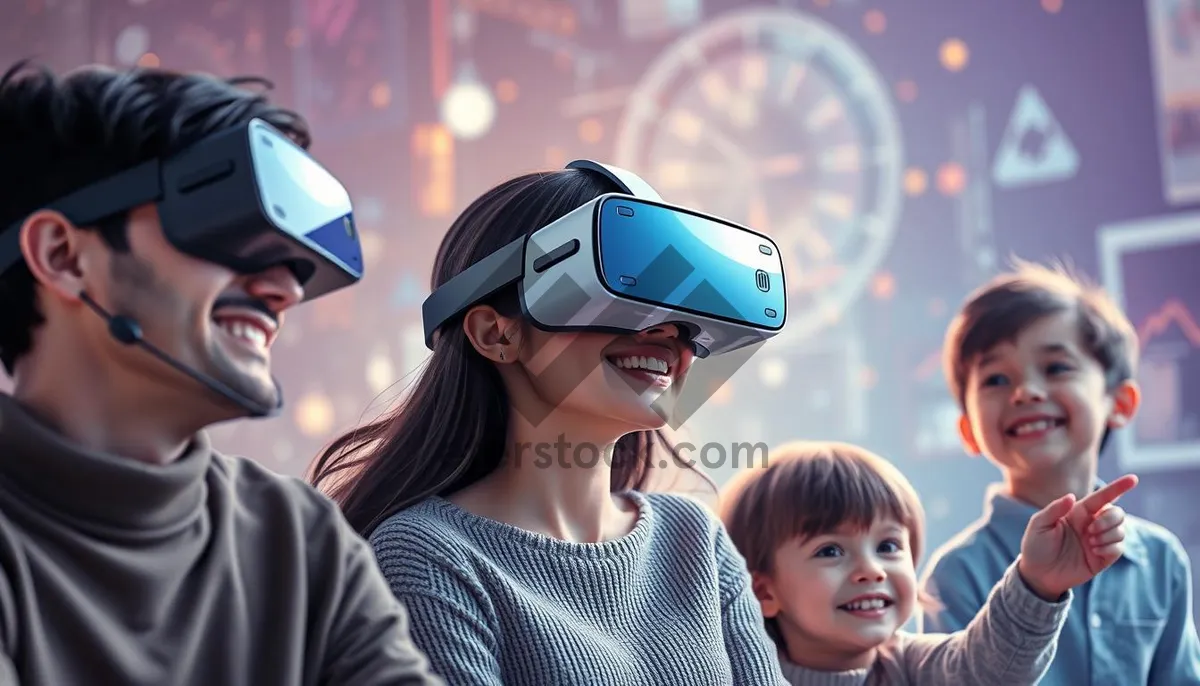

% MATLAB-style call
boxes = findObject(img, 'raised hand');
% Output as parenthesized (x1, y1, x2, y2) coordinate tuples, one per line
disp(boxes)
(1016, 474, 1139, 602)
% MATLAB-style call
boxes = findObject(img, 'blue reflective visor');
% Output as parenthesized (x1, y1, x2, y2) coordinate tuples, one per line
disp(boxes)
(0, 118, 362, 302)
(594, 196, 786, 332)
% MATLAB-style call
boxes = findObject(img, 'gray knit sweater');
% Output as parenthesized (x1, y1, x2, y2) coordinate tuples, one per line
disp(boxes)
(776, 560, 1072, 686)
(369, 490, 789, 685)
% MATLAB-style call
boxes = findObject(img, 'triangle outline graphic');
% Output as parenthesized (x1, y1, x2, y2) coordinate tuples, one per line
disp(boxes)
(992, 85, 1080, 188)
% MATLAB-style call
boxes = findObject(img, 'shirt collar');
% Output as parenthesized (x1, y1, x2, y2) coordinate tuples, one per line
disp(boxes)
(982, 480, 1149, 567)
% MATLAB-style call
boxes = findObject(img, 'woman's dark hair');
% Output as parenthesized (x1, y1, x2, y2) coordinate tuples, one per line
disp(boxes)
(309, 168, 710, 537)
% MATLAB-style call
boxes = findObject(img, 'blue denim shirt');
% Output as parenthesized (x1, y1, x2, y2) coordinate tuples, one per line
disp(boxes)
(917, 482, 1200, 684)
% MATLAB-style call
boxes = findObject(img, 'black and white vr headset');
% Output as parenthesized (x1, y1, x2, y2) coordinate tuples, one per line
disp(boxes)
(422, 160, 787, 358)
(0, 117, 363, 300)
(0, 117, 362, 418)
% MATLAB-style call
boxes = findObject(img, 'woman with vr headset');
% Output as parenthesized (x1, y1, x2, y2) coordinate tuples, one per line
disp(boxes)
(308, 166, 787, 685)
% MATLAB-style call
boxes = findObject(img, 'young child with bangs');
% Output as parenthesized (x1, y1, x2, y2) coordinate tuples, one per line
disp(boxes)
(718, 441, 1138, 685)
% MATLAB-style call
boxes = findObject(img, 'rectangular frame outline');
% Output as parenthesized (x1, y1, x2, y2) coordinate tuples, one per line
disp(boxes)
(1144, 0, 1200, 205)
(1097, 210, 1200, 471)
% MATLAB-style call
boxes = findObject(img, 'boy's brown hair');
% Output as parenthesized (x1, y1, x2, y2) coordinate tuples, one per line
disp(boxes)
(942, 259, 1139, 452)
(718, 441, 926, 646)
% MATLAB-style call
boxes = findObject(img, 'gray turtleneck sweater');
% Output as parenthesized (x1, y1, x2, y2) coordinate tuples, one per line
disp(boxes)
(0, 393, 441, 685)
(776, 560, 1071, 686)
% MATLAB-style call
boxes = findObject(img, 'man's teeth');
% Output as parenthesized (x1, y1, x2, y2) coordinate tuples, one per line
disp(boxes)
(1011, 419, 1058, 436)
(611, 355, 669, 374)
(842, 598, 890, 611)
(218, 320, 267, 348)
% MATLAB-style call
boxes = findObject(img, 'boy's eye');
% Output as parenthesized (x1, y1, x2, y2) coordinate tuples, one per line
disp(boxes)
(815, 544, 843, 558)
(879, 539, 903, 554)
(981, 372, 1008, 387)
(1046, 361, 1073, 375)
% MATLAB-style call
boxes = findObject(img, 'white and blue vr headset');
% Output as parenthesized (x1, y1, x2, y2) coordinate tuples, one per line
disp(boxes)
(421, 160, 787, 358)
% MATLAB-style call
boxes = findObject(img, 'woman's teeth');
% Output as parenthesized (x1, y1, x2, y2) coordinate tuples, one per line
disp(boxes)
(611, 355, 669, 375)
(217, 319, 267, 349)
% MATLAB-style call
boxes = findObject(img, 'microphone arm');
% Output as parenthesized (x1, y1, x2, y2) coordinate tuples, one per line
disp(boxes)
(78, 291, 282, 419)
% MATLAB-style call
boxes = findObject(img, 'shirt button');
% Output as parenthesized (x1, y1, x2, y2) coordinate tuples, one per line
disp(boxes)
(1090, 613, 1103, 629)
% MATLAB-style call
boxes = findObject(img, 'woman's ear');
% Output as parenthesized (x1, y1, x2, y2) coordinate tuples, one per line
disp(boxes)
(462, 305, 519, 363)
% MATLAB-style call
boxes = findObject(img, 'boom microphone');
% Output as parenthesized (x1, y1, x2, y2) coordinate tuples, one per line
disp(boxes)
(78, 291, 283, 419)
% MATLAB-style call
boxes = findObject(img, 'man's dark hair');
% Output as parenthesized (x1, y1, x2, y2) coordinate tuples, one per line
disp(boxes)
(943, 258, 1140, 454)
(0, 59, 311, 375)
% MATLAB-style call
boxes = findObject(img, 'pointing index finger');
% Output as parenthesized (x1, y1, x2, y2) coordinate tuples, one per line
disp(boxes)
(1078, 474, 1139, 515)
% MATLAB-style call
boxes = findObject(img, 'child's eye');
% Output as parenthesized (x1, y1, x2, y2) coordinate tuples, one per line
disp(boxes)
(879, 539, 903, 554)
(1046, 362, 1073, 375)
(814, 544, 843, 558)
(981, 373, 1008, 387)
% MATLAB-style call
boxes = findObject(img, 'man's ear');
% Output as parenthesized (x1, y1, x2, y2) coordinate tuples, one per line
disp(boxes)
(1107, 380, 1141, 428)
(18, 210, 92, 304)
(958, 414, 982, 455)
(462, 305, 520, 363)
(751, 571, 781, 619)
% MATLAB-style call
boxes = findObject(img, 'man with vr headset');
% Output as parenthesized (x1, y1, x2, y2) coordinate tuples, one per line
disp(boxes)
(0, 61, 440, 685)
